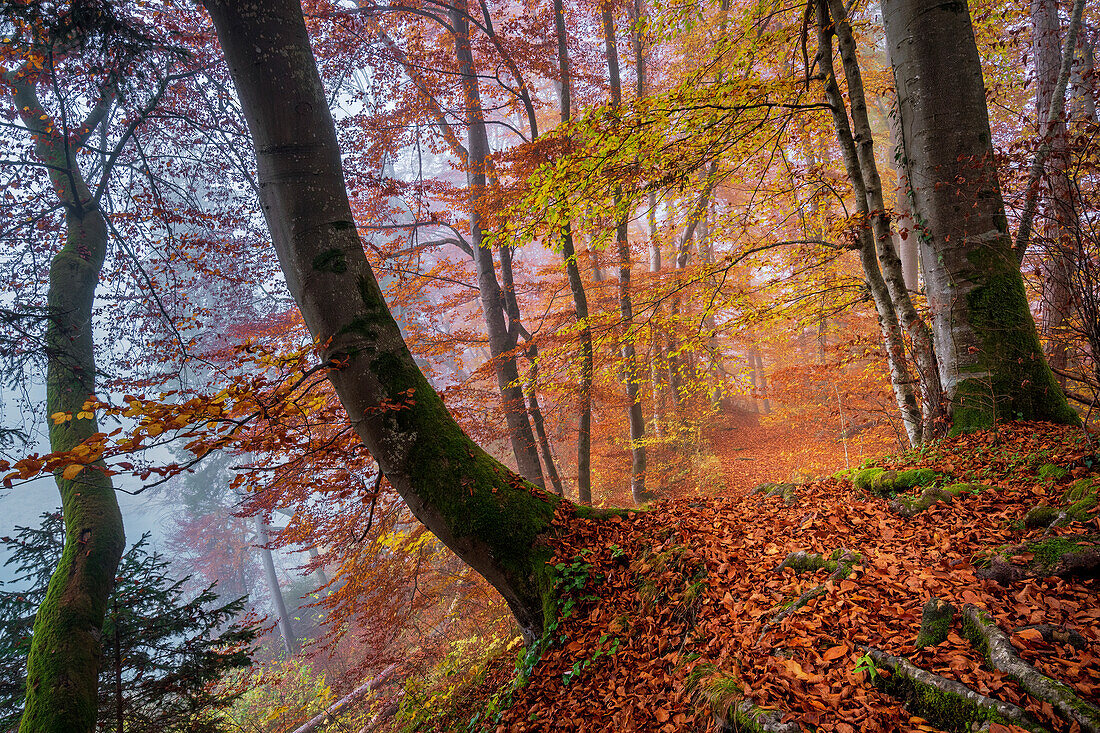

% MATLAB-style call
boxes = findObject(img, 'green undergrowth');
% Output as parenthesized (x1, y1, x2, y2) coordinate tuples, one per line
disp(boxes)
(851, 467, 940, 498)
(1025, 477, 1100, 528)
(394, 633, 520, 733)
(397, 549, 613, 732)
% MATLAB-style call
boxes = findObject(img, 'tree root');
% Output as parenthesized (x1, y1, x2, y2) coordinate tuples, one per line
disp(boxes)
(1012, 624, 1088, 650)
(761, 550, 859, 642)
(914, 597, 956, 650)
(863, 647, 1047, 733)
(853, 467, 938, 498)
(978, 535, 1100, 585)
(889, 483, 985, 518)
(962, 604, 1100, 733)
(890, 486, 957, 518)
(752, 482, 798, 505)
(717, 701, 801, 733)
(688, 665, 801, 733)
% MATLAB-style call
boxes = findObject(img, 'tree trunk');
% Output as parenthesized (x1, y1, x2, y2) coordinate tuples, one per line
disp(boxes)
(450, 9, 546, 488)
(8, 69, 126, 733)
(203, 0, 564, 643)
(816, 0, 923, 446)
(554, 0, 594, 503)
(884, 98, 920, 294)
(828, 0, 943, 442)
(882, 0, 1077, 432)
(497, 243, 563, 495)
(524, 343, 564, 496)
(755, 350, 771, 414)
(603, 3, 650, 503)
(1031, 0, 1077, 383)
(636, 1, 667, 433)
(255, 515, 299, 656)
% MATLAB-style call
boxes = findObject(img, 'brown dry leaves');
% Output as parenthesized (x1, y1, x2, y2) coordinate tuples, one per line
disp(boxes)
(494, 422, 1100, 732)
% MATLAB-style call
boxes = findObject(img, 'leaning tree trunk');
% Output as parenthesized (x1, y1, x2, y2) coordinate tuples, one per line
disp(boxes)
(203, 0, 564, 643)
(603, 3, 649, 503)
(9, 70, 126, 733)
(827, 0, 943, 441)
(882, 0, 1077, 432)
(553, 0, 594, 503)
(816, 0, 923, 447)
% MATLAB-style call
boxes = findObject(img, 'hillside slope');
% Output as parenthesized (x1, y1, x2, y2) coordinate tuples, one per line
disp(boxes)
(464, 422, 1100, 732)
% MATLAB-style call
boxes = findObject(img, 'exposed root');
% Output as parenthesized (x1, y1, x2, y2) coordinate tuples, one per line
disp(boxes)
(863, 648, 1047, 733)
(718, 701, 801, 733)
(978, 535, 1100, 584)
(752, 482, 798, 505)
(962, 604, 1100, 733)
(688, 665, 801, 733)
(890, 486, 956, 518)
(1012, 624, 1088, 650)
(761, 549, 859, 642)
(914, 597, 956, 650)
(853, 467, 938, 498)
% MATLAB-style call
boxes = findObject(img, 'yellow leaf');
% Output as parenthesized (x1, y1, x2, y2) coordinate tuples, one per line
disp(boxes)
(51, 412, 71, 424)
(62, 464, 84, 481)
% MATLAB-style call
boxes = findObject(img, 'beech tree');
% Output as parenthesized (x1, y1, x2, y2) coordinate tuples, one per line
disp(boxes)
(0, 6, 181, 730)
(200, 0, 574, 645)
(881, 0, 1077, 432)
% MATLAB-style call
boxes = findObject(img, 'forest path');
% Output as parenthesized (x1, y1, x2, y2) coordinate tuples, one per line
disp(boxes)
(704, 411, 891, 496)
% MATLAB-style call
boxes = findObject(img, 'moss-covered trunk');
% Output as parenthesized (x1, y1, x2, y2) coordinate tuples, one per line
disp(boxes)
(202, 0, 563, 641)
(8, 70, 126, 732)
(882, 0, 1077, 432)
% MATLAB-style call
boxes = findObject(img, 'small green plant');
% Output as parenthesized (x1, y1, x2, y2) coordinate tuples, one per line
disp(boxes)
(562, 634, 623, 685)
(853, 652, 879, 682)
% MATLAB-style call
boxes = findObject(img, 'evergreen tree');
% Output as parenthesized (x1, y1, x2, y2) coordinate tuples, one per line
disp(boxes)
(0, 512, 257, 732)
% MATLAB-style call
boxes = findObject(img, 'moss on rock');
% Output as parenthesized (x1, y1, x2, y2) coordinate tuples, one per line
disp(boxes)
(1025, 505, 1062, 529)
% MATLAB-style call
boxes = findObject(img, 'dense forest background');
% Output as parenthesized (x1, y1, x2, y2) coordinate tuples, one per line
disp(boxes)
(0, 0, 1097, 730)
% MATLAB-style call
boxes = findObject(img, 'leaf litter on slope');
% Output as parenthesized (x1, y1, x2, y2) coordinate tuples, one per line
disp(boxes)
(486, 422, 1099, 732)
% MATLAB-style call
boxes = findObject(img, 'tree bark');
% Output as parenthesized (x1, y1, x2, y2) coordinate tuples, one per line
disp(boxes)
(8, 68, 126, 733)
(816, 0, 923, 446)
(255, 514, 299, 656)
(882, 0, 1077, 432)
(884, 96, 919, 293)
(202, 0, 563, 643)
(827, 0, 943, 442)
(1031, 0, 1078, 383)
(554, 0, 594, 503)
(603, 3, 650, 503)
(497, 243, 563, 495)
(450, 5, 546, 488)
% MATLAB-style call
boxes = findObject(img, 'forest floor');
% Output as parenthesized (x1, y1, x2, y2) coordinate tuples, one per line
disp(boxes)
(416, 421, 1100, 733)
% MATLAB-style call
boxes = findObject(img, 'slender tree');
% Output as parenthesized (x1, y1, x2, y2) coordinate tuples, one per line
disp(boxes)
(602, 4, 650, 503)
(553, 0, 595, 503)
(201, 0, 572, 644)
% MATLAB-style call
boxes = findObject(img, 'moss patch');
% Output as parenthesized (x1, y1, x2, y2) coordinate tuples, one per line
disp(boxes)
(311, 247, 348, 274)
(950, 264, 1078, 434)
(914, 598, 955, 650)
